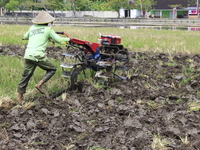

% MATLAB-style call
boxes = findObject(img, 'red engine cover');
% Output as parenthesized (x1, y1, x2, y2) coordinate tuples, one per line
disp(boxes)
(101, 35, 121, 45)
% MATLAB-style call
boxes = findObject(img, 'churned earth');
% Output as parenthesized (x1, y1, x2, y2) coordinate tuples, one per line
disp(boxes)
(0, 45, 200, 150)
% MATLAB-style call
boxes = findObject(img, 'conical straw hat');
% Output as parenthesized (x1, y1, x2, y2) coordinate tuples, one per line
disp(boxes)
(32, 11, 55, 24)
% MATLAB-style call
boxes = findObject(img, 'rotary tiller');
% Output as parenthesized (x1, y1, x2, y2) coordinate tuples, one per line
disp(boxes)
(56, 32, 129, 90)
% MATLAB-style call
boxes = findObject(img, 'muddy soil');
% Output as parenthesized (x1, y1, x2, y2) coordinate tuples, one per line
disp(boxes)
(0, 45, 200, 150)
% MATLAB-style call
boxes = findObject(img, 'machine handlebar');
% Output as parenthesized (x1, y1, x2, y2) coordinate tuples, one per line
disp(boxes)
(55, 31, 69, 37)
(56, 31, 100, 53)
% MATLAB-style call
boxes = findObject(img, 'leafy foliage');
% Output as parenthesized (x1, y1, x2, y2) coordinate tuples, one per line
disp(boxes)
(134, 0, 156, 12)
(2, 0, 156, 12)
(5, 0, 19, 12)
(0, 0, 9, 7)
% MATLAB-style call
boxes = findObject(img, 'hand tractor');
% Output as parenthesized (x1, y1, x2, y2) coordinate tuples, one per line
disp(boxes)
(53, 32, 129, 96)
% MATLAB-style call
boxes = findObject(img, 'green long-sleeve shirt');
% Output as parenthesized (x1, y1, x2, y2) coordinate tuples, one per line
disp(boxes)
(23, 24, 70, 61)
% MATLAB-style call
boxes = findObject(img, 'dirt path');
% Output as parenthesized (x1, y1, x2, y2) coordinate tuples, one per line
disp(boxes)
(0, 45, 200, 150)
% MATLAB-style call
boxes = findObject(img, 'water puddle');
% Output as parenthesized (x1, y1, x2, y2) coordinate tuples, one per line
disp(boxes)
(2, 21, 200, 31)
(67, 24, 200, 31)
(120, 26, 200, 31)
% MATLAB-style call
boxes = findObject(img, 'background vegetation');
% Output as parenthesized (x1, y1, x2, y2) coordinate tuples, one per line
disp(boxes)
(0, 0, 155, 16)
(1, 24, 200, 101)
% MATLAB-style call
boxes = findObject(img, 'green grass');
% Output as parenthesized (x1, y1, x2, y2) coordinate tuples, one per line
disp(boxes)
(1, 24, 200, 54)
(1, 24, 200, 101)
(0, 55, 66, 101)
(0, 122, 9, 128)
(0, 56, 22, 97)
(151, 133, 170, 150)
(87, 146, 112, 150)
(188, 101, 200, 111)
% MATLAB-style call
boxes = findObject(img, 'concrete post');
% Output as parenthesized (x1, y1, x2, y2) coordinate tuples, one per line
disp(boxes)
(0, 7, 2, 16)
(160, 10, 162, 18)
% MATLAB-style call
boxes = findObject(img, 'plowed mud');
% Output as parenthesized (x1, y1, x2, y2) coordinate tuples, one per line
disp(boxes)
(0, 45, 200, 150)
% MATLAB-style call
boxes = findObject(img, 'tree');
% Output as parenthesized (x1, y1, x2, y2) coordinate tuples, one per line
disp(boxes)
(134, 0, 156, 18)
(106, 0, 135, 17)
(63, 0, 92, 17)
(19, 0, 33, 11)
(0, 0, 9, 7)
(188, 0, 198, 7)
(5, 0, 19, 12)
(89, 0, 108, 11)
(2, 0, 157, 17)
(43, 0, 65, 11)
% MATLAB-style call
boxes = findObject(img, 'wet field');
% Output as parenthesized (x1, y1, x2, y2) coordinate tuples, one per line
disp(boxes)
(0, 45, 200, 149)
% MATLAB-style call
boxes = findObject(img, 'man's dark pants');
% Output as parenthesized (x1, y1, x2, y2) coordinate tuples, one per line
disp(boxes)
(17, 59, 56, 94)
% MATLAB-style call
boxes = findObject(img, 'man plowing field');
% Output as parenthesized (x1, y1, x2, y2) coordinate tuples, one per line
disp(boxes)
(18, 11, 129, 102)
(17, 11, 72, 103)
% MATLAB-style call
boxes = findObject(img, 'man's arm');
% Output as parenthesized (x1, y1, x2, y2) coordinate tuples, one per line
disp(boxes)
(49, 29, 70, 43)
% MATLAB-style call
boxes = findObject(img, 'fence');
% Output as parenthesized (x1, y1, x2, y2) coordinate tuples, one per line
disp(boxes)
(1, 16, 200, 26)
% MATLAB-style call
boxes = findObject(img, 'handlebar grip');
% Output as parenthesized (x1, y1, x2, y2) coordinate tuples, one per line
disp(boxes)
(55, 31, 64, 35)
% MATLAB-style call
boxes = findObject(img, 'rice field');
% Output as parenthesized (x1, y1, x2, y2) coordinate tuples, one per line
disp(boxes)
(1, 24, 200, 54)
(1, 24, 200, 100)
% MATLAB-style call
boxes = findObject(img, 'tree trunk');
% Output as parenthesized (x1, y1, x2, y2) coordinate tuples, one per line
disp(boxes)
(117, 10, 120, 18)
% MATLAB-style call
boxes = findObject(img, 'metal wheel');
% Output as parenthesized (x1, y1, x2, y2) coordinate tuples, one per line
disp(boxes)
(70, 66, 85, 90)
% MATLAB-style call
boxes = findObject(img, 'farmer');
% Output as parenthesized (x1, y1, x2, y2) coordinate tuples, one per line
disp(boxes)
(17, 11, 72, 103)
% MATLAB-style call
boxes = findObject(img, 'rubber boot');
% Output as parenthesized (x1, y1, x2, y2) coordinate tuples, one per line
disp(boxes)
(35, 80, 45, 94)
(18, 93, 23, 103)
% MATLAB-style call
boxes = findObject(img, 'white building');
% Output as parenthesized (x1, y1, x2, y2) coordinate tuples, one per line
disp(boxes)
(120, 8, 142, 18)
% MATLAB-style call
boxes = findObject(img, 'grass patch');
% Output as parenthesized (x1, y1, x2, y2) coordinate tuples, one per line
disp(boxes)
(147, 100, 162, 109)
(179, 135, 191, 147)
(188, 101, 200, 111)
(59, 143, 75, 150)
(0, 55, 67, 101)
(151, 133, 170, 150)
(1, 24, 200, 54)
(179, 73, 199, 87)
(0, 122, 9, 128)
(87, 146, 112, 150)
